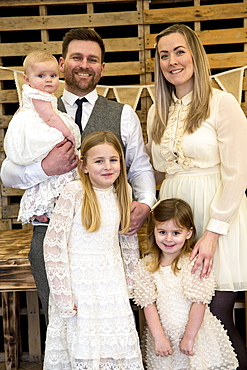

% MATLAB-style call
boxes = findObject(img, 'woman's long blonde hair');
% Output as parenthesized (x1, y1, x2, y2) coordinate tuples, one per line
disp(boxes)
(151, 24, 212, 144)
(142, 198, 196, 274)
(78, 131, 130, 233)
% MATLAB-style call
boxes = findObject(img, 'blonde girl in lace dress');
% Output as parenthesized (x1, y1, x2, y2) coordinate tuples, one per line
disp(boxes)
(146, 24, 247, 367)
(4, 50, 80, 224)
(133, 198, 238, 370)
(43, 131, 143, 370)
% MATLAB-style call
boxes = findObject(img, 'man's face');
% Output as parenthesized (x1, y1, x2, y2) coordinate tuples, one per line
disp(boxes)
(59, 39, 105, 96)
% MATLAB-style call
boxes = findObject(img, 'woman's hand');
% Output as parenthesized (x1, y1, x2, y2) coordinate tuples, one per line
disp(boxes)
(190, 230, 219, 279)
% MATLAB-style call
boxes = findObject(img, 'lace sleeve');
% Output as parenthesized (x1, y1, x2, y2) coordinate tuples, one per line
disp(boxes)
(43, 181, 81, 318)
(181, 257, 216, 304)
(119, 233, 140, 298)
(133, 257, 157, 308)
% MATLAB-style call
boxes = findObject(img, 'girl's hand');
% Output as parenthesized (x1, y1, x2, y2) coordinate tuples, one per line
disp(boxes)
(154, 335, 173, 357)
(179, 336, 195, 356)
(190, 230, 219, 279)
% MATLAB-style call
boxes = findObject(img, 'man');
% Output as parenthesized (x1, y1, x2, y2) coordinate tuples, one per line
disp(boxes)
(1, 28, 156, 322)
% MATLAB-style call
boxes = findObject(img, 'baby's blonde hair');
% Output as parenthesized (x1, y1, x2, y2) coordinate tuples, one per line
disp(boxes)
(23, 50, 58, 74)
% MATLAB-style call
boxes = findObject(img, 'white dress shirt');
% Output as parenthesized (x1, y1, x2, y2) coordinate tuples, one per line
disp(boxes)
(1, 88, 156, 208)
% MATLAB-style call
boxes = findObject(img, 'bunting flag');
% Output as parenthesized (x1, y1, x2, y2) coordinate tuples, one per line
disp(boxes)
(113, 86, 143, 111)
(1, 65, 247, 110)
(211, 66, 246, 104)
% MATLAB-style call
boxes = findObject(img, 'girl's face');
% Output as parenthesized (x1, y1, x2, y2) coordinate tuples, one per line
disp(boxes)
(23, 60, 60, 94)
(157, 32, 194, 99)
(82, 143, 121, 189)
(154, 218, 192, 263)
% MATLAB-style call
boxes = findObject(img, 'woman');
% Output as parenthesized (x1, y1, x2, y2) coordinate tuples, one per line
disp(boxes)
(147, 23, 247, 368)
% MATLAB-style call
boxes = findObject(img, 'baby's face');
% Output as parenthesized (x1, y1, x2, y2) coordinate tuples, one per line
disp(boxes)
(24, 60, 60, 94)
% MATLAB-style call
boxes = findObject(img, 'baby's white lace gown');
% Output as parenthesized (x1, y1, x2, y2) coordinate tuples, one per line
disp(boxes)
(4, 84, 81, 224)
(134, 255, 238, 370)
(43, 180, 143, 370)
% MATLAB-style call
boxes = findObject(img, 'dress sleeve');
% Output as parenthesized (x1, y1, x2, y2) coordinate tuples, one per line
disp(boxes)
(43, 182, 80, 318)
(207, 92, 247, 235)
(23, 84, 53, 102)
(119, 233, 140, 298)
(133, 257, 157, 308)
(181, 258, 216, 304)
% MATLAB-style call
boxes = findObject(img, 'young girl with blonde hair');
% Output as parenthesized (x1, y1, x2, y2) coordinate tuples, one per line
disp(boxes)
(43, 131, 143, 369)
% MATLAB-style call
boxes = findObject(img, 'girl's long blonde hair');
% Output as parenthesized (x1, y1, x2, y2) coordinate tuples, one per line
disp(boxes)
(78, 131, 130, 233)
(151, 24, 212, 144)
(142, 198, 196, 274)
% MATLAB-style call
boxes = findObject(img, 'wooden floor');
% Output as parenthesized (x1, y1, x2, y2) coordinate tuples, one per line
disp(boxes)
(0, 363, 43, 370)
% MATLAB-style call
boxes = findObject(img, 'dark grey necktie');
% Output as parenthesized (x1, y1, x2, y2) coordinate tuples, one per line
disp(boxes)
(75, 97, 88, 133)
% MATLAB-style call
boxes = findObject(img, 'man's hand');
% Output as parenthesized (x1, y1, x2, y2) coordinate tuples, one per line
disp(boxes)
(126, 201, 150, 235)
(41, 139, 78, 176)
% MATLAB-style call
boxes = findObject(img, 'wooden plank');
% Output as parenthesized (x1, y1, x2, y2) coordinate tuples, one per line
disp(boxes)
(0, 37, 143, 57)
(145, 28, 247, 49)
(144, 3, 247, 24)
(0, 115, 12, 129)
(0, 11, 142, 31)
(0, 230, 35, 291)
(2, 292, 20, 370)
(0, 0, 136, 5)
(26, 292, 41, 362)
(0, 90, 18, 104)
(146, 52, 247, 72)
(0, 61, 143, 84)
(2, 204, 20, 219)
(1, 186, 24, 197)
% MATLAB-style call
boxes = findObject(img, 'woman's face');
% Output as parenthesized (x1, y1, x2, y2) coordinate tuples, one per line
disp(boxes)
(157, 32, 194, 99)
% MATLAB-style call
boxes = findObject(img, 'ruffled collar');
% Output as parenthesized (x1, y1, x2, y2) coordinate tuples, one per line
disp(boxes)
(160, 90, 193, 174)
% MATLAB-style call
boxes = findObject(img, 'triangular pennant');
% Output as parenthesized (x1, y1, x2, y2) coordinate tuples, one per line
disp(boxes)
(96, 85, 109, 97)
(14, 70, 24, 104)
(212, 67, 247, 104)
(113, 87, 143, 111)
(147, 85, 155, 103)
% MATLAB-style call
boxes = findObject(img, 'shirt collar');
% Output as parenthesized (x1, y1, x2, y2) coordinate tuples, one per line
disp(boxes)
(172, 90, 193, 106)
(62, 88, 98, 106)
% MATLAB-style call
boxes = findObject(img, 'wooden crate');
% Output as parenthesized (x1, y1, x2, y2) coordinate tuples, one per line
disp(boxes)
(1, 0, 247, 231)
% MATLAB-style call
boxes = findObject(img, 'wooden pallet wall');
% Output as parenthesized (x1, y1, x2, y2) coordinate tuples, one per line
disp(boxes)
(1, 0, 247, 230)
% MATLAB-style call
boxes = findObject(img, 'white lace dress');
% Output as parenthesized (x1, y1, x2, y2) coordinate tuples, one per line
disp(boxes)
(43, 180, 144, 370)
(133, 255, 238, 370)
(4, 84, 81, 224)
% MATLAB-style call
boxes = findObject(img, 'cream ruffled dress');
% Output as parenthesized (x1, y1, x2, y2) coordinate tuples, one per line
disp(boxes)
(133, 254, 238, 369)
(148, 89, 247, 291)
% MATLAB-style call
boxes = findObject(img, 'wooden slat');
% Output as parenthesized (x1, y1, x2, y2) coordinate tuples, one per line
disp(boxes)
(0, 115, 12, 129)
(0, 11, 142, 31)
(26, 292, 41, 362)
(0, 37, 143, 57)
(145, 28, 247, 49)
(144, 3, 247, 24)
(2, 204, 20, 219)
(146, 52, 247, 72)
(0, 229, 35, 291)
(2, 292, 20, 370)
(1, 186, 24, 197)
(0, 0, 136, 5)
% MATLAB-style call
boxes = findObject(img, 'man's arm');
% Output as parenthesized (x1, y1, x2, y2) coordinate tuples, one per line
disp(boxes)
(1, 140, 78, 189)
(121, 105, 156, 233)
